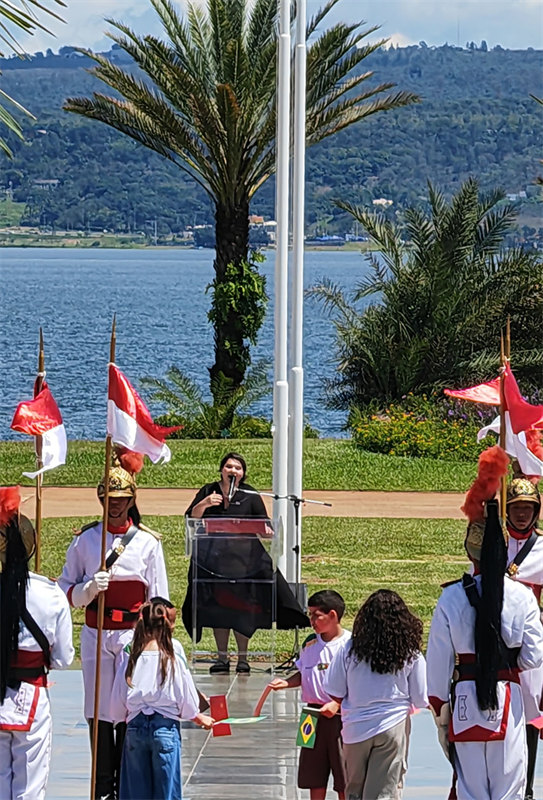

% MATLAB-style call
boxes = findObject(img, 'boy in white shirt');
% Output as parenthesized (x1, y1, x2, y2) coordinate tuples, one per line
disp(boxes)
(269, 590, 350, 800)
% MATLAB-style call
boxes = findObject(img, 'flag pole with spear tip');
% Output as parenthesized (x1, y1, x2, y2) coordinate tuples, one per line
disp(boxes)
(90, 314, 116, 800)
(34, 327, 45, 573)
(499, 318, 511, 531)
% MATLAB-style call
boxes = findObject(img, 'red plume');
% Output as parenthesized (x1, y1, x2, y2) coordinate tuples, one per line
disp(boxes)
(461, 446, 509, 523)
(0, 486, 21, 527)
(117, 448, 144, 475)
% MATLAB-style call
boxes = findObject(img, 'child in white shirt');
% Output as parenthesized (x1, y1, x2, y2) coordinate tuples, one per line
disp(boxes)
(268, 589, 350, 800)
(110, 597, 212, 800)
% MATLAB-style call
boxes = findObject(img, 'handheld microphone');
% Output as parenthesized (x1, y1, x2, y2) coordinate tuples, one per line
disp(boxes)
(227, 475, 237, 502)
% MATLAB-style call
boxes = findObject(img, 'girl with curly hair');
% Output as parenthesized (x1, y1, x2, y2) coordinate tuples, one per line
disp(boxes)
(324, 589, 427, 800)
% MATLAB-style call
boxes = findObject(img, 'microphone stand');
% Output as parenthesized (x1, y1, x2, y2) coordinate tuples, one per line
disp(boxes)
(239, 488, 332, 671)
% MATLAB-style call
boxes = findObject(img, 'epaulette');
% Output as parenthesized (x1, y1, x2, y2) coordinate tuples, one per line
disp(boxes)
(138, 523, 162, 540)
(440, 578, 462, 589)
(73, 520, 100, 536)
(301, 633, 318, 649)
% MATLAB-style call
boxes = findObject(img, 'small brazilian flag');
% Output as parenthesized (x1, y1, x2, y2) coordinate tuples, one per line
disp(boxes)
(296, 711, 317, 749)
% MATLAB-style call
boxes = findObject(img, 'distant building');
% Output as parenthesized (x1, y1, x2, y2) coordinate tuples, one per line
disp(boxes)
(372, 198, 393, 207)
(33, 179, 59, 190)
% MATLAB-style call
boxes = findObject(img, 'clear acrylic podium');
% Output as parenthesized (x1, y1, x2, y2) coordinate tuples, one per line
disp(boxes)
(185, 516, 279, 669)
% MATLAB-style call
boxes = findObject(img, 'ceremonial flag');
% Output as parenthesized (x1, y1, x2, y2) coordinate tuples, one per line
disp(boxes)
(444, 378, 501, 406)
(296, 711, 317, 748)
(107, 365, 180, 464)
(11, 385, 67, 479)
(503, 365, 543, 434)
(478, 413, 543, 477)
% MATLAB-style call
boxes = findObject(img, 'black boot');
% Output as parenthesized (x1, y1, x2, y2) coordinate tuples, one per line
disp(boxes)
(88, 719, 116, 799)
(525, 723, 539, 800)
(114, 721, 127, 797)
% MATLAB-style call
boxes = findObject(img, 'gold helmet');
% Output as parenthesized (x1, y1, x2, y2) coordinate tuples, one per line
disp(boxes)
(465, 520, 485, 562)
(0, 487, 36, 572)
(506, 477, 540, 531)
(97, 449, 144, 500)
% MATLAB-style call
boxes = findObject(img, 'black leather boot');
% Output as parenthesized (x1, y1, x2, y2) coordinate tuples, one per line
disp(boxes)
(88, 719, 116, 799)
(525, 723, 539, 800)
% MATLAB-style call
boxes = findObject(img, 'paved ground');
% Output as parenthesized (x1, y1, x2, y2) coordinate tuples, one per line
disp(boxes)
(48, 669, 543, 800)
(28, 486, 466, 519)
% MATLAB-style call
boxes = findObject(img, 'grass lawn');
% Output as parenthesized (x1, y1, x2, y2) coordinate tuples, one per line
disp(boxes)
(0, 439, 476, 492)
(40, 515, 467, 661)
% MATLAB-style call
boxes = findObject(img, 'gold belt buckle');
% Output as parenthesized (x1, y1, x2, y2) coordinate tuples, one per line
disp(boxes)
(507, 563, 519, 576)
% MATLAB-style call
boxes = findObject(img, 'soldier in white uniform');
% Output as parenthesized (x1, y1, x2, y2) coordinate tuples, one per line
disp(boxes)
(0, 486, 74, 800)
(58, 449, 169, 800)
(505, 478, 543, 800)
(427, 499, 543, 800)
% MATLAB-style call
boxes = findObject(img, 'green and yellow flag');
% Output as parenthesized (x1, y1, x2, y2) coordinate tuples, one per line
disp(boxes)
(296, 711, 317, 748)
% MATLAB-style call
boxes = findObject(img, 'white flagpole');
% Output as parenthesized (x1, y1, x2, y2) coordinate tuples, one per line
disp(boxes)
(272, 0, 291, 575)
(287, 0, 306, 588)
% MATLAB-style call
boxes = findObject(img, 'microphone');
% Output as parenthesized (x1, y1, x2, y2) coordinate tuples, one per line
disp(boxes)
(227, 475, 237, 502)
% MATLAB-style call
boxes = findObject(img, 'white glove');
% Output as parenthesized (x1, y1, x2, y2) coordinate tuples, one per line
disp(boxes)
(71, 571, 110, 607)
(431, 702, 452, 762)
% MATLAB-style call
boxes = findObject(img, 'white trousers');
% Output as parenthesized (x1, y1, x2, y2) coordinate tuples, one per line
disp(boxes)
(0, 688, 52, 800)
(454, 685, 527, 800)
(81, 625, 133, 721)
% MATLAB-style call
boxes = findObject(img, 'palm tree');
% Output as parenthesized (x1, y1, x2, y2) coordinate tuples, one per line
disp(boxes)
(309, 178, 543, 411)
(63, 0, 418, 401)
(0, 0, 65, 156)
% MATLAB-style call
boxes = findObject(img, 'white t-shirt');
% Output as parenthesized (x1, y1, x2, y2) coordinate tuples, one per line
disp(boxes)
(295, 630, 351, 704)
(324, 645, 428, 744)
(110, 639, 199, 724)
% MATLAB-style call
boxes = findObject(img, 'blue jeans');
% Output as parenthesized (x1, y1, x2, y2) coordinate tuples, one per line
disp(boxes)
(119, 712, 182, 800)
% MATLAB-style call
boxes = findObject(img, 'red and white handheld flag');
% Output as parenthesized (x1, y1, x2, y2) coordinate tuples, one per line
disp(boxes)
(107, 364, 180, 464)
(11, 384, 67, 478)
(503, 365, 543, 434)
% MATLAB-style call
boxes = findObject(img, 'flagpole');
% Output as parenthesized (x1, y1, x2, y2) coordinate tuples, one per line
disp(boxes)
(34, 328, 45, 573)
(90, 315, 116, 800)
(499, 326, 510, 531)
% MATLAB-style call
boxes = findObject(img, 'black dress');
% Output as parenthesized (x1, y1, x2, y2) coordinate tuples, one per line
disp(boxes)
(181, 482, 309, 639)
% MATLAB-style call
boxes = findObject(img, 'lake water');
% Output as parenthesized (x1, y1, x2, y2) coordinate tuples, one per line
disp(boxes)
(0, 247, 374, 439)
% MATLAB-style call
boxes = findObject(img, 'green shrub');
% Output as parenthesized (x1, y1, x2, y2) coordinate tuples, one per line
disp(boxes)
(350, 394, 491, 461)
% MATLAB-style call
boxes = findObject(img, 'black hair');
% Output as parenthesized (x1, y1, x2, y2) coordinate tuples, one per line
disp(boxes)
(349, 589, 423, 674)
(307, 590, 345, 621)
(0, 518, 30, 702)
(474, 499, 507, 710)
(219, 452, 247, 480)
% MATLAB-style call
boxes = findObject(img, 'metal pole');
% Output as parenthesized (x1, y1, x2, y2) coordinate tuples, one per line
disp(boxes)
(90, 316, 116, 800)
(287, 0, 306, 588)
(272, 0, 291, 574)
(34, 328, 45, 573)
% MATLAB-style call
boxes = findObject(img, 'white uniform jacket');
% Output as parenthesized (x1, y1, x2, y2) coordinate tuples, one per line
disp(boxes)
(58, 521, 169, 608)
(427, 575, 543, 741)
(0, 573, 74, 800)
(58, 522, 169, 721)
(507, 529, 543, 720)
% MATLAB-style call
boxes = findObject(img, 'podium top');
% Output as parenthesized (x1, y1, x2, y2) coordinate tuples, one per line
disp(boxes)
(187, 517, 274, 538)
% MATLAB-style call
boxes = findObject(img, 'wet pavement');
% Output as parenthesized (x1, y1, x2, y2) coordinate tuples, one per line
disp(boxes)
(47, 669, 543, 799)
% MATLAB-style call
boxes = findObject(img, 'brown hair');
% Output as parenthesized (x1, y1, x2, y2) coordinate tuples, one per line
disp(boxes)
(125, 599, 176, 687)
(350, 589, 423, 674)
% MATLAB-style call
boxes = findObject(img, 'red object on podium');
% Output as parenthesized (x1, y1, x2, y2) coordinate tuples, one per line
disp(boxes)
(204, 518, 269, 536)
(210, 695, 231, 737)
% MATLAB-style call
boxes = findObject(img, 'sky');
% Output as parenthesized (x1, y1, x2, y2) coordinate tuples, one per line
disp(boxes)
(14, 0, 543, 56)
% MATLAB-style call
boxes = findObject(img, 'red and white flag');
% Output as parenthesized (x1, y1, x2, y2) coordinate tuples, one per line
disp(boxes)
(503, 365, 543, 434)
(11, 384, 67, 479)
(478, 412, 543, 477)
(107, 364, 180, 464)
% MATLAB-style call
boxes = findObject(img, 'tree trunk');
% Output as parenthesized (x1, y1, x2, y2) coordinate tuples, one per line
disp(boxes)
(209, 197, 251, 401)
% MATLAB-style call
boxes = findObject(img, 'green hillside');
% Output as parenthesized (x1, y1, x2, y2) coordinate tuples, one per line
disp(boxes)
(0, 43, 542, 236)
